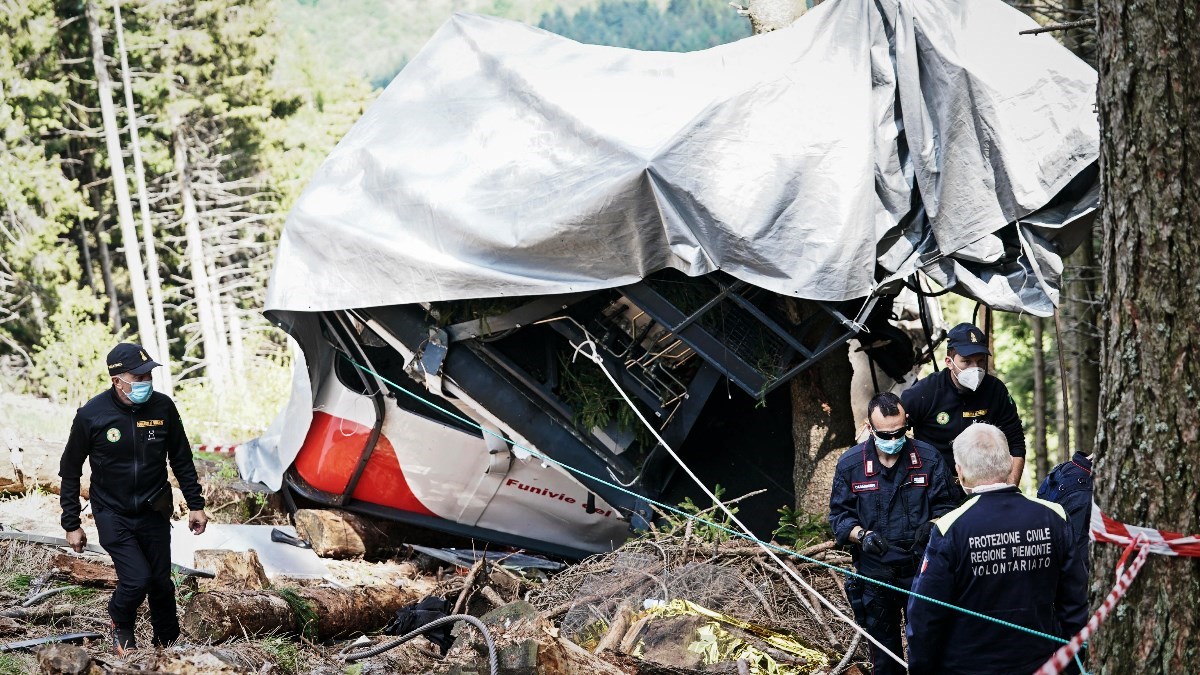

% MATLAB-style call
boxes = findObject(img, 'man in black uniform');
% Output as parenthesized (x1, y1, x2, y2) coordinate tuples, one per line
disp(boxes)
(59, 343, 208, 654)
(906, 423, 1087, 675)
(901, 323, 1025, 499)
(829, 392, 957, 675)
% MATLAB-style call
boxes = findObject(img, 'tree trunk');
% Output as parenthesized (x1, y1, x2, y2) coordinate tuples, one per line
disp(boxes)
(1091, 0, 1200, 670)
(293, 508, 406, 560)
(1031, 317, 1049, 483)
(84, 156, 121, 331)
(789, 339, 856, 515)
(227, 301, 245, 385)
(172, 118, 227, 390)
(95, 220, 120, 331)
(181, 585, 417, 642)
(1067, 235, 1100, 457)
(85, 0, 157, 355)
(111, 0, 171, 394)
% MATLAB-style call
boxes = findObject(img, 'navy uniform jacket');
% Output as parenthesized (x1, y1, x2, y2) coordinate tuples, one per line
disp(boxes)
(1038, 452, 1093, 574)
(59, 388, 205, 531)
(901, 369, 1026, 467)
(905, 486, 1088, 675)
(829, 438, 957, 574)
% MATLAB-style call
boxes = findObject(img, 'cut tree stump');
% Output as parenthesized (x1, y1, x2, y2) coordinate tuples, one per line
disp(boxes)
(193, 549, 269, 590)
(181, 584, 418, 642)
(293, 509, 402, 560)
(50, 554, 117, 589)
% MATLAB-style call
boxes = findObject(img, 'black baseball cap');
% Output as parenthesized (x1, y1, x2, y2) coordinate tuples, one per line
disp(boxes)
(946, 323, 990, 357)
(107, 343, 161, 376)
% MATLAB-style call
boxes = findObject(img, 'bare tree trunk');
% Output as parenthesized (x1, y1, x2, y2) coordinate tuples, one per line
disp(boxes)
(227, 301, 245, 385)
(1031, 317, 1049, 483)
(173, 119, 227, 390)
(1091, 0, 1200, 670)
(85, 0, 156, 354)
(206, 258, 232, 382)
(74, 222, 95, 294)
(1067, 235, 1100, 456)
(84, 157, 121, 331)
(95, 221, 120, 331)
(110, 0, 171, 394)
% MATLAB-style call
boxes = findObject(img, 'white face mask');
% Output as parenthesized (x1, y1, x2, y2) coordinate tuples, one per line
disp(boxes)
(955, 365, 984, 391)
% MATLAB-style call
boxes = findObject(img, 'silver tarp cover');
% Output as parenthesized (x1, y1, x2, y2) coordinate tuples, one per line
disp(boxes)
(265, 0, 1098, 318)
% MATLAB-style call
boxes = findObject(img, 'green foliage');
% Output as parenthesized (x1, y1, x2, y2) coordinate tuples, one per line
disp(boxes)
(656, 484, 736, 543)
(0, 0, 93, 356)
(30, 288, 115, 406)
(62, 585, 97, 600)
(540, 0, 751, 52)
(0, 652, 32, 675)
(174, 340, 294, 444)
(271, 586, 318, 642)
(3, 574, 32, 592)
(260, 634, 304, 674)
(277, 0, 601, 90)
(772, 505, 832, 548)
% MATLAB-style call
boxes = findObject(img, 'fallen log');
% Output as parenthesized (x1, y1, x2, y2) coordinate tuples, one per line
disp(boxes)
(193, 550, 269, 591)
(50, 554, 118, 589)
(0, 440, 84, 497)
(181, 584, 418, 642)
(0, 604, 77, 623)
(292, 509, 403, 560)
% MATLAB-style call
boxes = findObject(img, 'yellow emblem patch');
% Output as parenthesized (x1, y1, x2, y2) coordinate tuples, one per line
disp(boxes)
(963, 409, 989, 418)
(136, 419, 165, 428)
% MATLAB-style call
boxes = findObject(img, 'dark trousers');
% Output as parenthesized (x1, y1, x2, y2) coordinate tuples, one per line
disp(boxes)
(846, 567, 915, 675)
(93, 507, 179, 645)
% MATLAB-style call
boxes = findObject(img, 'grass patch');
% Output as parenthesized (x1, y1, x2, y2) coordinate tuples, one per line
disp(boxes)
(0, 652, 32, 675)
(62, 585, 97, 600)
(259, 635, 304, 674)
(3, 574, 32, 592)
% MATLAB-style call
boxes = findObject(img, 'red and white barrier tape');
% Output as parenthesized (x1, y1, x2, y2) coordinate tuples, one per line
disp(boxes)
(1090, 500, 1200, 557)
(194, 444, 239, 455)
(1034, 536, 1151, 675)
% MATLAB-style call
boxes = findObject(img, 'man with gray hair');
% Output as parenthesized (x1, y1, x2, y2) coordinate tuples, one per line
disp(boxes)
(905, 423, 1087, 674)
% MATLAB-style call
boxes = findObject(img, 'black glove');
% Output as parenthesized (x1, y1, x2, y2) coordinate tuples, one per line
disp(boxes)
(861, 530, 890, 556)
(914, 521, 935, 550)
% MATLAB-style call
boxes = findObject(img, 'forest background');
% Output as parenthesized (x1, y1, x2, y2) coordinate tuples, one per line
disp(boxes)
(0, 0, 1095, 491)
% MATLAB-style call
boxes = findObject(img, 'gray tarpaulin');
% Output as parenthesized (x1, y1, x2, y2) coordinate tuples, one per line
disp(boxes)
(264, 0, 1099, 318)
(246, 0, 1099, 491)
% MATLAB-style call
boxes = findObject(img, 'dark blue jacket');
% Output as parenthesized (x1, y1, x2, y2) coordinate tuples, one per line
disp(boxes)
(905, 486, 1088, 675)
(1038, 452, 1094, 574)
(829, 438, 957, 574)
(901, 369, 1026, 467)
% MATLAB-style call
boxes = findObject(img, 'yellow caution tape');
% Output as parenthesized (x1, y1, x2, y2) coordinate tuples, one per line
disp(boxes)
(643, 598, 830, 674)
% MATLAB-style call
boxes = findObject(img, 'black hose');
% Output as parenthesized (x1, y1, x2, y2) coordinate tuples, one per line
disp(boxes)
(913, 274, 940, 372)
(339, 613, 498, 674)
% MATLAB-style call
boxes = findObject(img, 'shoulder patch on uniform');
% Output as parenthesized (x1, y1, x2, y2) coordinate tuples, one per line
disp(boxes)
(935, 496, 980, 534)
(1023, 494, 1068, 521)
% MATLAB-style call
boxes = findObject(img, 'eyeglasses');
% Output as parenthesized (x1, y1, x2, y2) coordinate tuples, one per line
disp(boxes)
(872, 426, 910, 441)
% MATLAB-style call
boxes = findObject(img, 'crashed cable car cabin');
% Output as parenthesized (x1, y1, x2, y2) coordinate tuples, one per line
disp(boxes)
(241, 0, 1101, 558)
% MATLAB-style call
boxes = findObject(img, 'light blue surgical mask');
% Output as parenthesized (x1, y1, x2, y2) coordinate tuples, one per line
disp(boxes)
(874, 436, 906, 455)
(120, 377, 153, 404)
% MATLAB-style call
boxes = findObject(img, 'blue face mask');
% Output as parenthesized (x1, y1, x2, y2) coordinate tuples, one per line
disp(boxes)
(874, 436, 906, 455)
(123, 378, 153, 404)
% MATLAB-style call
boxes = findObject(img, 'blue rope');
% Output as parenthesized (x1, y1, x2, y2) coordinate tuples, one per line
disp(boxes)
(342, 354, 1083, 653)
